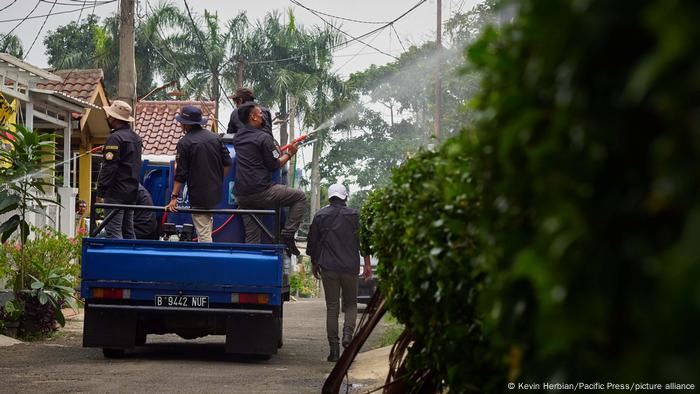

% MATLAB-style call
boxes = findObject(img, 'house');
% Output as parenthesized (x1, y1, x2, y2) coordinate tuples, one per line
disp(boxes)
(0, 54, 104, 236)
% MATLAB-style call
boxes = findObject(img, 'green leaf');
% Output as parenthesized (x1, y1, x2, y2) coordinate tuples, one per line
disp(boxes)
(30, 280, 44, 290)
(37, 291, 48, 305)
(0, 214, 20, 242)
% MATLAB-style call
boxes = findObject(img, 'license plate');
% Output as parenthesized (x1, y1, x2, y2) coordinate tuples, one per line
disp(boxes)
(155, 295, 209, 308)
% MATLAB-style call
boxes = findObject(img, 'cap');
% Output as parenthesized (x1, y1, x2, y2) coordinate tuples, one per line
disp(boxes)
(328, 184, 348, 201)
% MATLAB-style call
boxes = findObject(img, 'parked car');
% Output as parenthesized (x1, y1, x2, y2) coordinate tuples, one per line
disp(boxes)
(357, 256, 378, 306)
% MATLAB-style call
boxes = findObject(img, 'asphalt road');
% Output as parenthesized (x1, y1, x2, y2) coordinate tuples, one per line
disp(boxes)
(0, 299, 388, 393)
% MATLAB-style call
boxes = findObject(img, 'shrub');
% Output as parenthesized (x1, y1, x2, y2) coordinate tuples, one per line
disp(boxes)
(363, 0, 700, 390)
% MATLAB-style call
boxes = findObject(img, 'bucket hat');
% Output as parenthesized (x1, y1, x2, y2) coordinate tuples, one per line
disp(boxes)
(103, 100, 134, 122)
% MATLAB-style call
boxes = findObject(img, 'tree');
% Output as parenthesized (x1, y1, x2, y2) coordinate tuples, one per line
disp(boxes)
(0, 33, 24, 58)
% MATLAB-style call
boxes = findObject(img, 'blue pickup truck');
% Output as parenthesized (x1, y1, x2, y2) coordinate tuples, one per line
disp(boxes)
(81, 135, 290, 358)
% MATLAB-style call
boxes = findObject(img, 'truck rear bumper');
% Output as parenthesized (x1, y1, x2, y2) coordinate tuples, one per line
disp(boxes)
(83, 302, 281, 356)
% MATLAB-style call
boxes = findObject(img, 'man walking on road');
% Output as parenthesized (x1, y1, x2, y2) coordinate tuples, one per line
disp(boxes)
(232, 103, 305, 255)
(307, 184, 372, 362)
(96, 100, 142, 239)
(165, 106, 231, 243)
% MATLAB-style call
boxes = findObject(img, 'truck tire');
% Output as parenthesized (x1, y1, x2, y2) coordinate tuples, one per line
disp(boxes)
(102, 348, 125, 358)
(135, 331, 147, 346)
(277, 305, 284, 349)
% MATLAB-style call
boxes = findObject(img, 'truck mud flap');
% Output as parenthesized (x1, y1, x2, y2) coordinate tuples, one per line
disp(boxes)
(83, 305, 137, 349)
(225, 309, 280, 356)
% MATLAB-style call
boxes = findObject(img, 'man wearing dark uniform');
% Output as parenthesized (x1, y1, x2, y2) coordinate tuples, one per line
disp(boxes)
(307, 184, 372, 362)
(227, 87, 273, 135)
(96, 100, 142, 239)
(232, 103, 305, 255)
(165, 106, 231, 243)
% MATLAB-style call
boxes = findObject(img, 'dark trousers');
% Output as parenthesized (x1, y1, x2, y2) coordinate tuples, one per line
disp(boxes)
(321, 268, 358, 346)
(104, 197, 135, 239)
(236, 184, 307, 244)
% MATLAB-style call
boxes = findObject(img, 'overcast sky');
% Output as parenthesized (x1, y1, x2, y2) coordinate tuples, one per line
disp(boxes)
(2, 0, 479, 77)
(2, 0, 481, 175)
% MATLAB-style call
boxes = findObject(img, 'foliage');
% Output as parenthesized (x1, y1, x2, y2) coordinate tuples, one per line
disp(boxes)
(0, 125, 57, 247)
(362, 0, 700, 391)
(0, 33, 24, 58)
(0, 227, 82, 290)
(360, 138, 484, 391)
(27, 259, 79, 328)
(320, 3, 497, 203)
(289, 259, 318, 298)
(464, 0, 700, 384)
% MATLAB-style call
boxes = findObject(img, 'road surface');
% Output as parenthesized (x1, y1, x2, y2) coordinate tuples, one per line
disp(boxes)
(0, 299, 389, 393)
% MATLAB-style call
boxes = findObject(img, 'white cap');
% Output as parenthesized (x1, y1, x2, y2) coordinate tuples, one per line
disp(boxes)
(328, 183, 348, 201)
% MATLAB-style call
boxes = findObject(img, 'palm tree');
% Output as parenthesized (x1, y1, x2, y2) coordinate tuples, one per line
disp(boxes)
(0, 33, 24, 58)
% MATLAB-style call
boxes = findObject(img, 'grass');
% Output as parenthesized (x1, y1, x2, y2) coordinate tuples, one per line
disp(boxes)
(377, 314, 404, 347)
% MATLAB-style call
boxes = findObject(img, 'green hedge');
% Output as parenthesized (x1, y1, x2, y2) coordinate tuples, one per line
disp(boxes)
(362, 0, 700, 391)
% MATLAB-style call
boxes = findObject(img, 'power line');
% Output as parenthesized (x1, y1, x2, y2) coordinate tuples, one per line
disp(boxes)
(142, 0, 227, 131)
(0, 0, 18, 13)
(0, 1, 116, 23)
(4, 1, 40, 35)
(291, 0, 428, 61)
(38, 0, 112, 5)
(391, 24, 407, 52)
(332, 28, 384, 74)
(23, 0, 57, 60)
(289, 6, 390, 25)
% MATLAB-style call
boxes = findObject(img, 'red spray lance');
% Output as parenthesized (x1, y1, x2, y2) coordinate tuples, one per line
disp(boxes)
(280, 129, 319, 152)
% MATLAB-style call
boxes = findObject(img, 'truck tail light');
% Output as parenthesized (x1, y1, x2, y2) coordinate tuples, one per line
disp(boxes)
(92, 288, 131, 300)
(231, 292, 269, 304)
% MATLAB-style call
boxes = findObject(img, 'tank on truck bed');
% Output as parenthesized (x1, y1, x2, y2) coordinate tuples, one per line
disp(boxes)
(81, 204, 290, 358)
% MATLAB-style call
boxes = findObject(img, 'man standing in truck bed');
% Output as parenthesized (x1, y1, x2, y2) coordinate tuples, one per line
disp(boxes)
(96, 100, 142, 239)
(165, 106, 231, 243)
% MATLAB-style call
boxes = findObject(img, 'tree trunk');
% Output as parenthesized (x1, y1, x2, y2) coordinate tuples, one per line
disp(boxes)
(212, 70, 220, 132)
(310, 137, 323, 217)
(287, 96, 297, 186)
(118, 0, 136, 110)
(279, 94, 288, 146)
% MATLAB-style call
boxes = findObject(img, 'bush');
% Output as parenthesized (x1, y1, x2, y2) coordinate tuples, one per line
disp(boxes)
(362, 0, 700, 390)
(361, 139, 486, 390)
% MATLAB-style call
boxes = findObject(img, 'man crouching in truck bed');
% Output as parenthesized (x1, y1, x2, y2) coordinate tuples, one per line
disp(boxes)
(165, 106, 231, 242)
(233, 103, 305, 255)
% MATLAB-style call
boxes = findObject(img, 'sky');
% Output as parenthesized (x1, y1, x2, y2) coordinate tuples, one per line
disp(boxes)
(1, 0, 480, 177)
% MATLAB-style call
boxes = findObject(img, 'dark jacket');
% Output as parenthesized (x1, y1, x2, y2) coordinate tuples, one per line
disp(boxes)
(174, 125, 232, 208)
(227, 103, 272, 134)
(133, 184, 158, 240)
(306, 200, 362, 275)
(232, 124, 281, 196)
(96, 126, 142, 202)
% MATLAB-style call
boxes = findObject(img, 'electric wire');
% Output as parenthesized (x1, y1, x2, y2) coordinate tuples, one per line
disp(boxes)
(182, 0, 238, 112)
(0, 0, 116, 23)
(0, 0, 18, 13)
(4, 1, 40, 35)
(142, 0, 227, 131)
(288, 5, 390, 25)
(291, 0, 427, 60)
(23, 0, 57, 60)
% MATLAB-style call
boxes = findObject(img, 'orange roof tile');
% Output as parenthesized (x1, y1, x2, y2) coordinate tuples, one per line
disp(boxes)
(36, 69, 104, 101)
(135, 100, 216, 155)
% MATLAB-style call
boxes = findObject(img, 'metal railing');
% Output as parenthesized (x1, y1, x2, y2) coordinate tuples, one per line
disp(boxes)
(89, 203, 280, 242)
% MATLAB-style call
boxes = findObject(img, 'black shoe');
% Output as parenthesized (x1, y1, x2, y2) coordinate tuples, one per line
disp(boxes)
(342, 333, 353, 348)
(327, 343, 340, 362)
(281, 235, 301, 256)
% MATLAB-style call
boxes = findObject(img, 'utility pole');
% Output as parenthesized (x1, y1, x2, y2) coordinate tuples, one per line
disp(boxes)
(434, 0, 442, 142)
(118, 0, 136, 111)
(237, 57, 245, 88)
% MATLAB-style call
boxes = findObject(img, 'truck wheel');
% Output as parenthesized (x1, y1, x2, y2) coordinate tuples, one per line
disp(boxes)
(135, 331, 147, 346)
(102, 348, 125, 358)
(277, 305, 283, 349)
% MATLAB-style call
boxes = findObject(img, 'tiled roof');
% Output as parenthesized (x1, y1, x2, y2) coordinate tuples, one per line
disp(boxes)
(36, 69, 104, 101)
(135, 100, 216, 155)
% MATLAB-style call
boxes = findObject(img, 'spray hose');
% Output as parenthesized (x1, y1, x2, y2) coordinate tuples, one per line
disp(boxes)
(280, 130, 317, 152)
